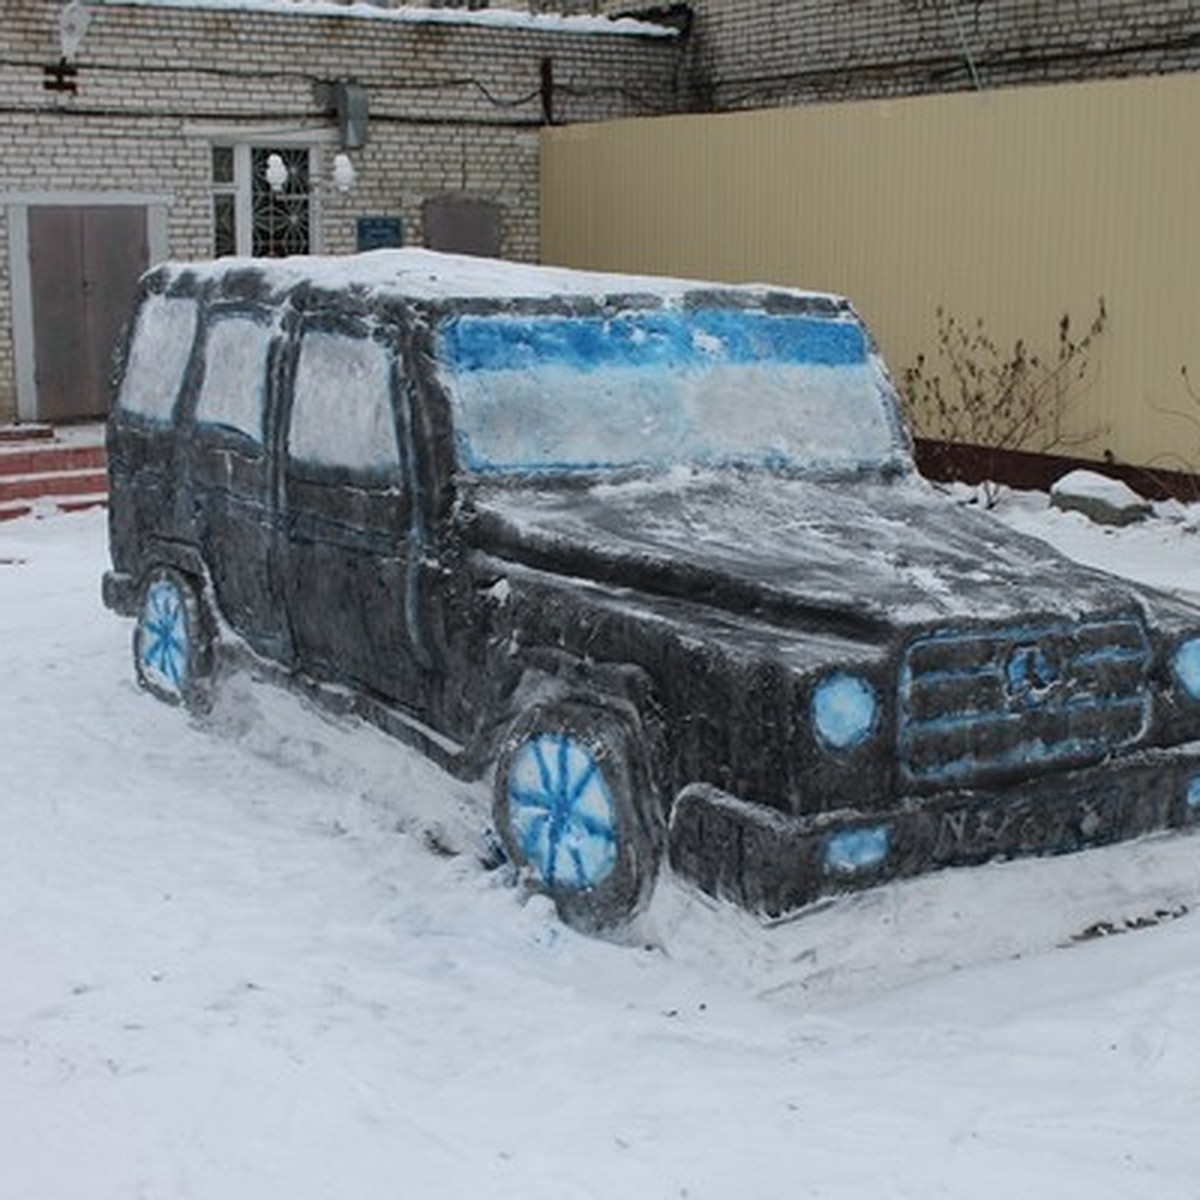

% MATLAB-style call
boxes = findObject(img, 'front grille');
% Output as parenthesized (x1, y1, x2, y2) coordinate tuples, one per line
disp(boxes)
(899, 615, 1151, 788)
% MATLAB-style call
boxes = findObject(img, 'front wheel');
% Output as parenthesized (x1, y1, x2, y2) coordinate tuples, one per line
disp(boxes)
(493, 701, 662, 934)
(133, 567, 215, 712)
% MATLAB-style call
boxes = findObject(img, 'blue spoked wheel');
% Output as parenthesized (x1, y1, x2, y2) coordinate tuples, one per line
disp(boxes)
(494, 702, 662, 932)
(507, 733, 619, 890)
(133, 567, 215, 711)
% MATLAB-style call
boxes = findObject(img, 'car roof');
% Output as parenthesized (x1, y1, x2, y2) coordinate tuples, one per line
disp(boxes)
(146, 248, 853, 312)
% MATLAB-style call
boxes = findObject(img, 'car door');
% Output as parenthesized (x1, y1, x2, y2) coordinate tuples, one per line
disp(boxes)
(277, 311, 427, 709)
(185, 303, 290, 658)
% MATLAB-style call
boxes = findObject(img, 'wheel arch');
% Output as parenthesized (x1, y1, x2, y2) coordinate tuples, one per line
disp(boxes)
(131, 539, 223, 621)
(489, 649, 669, 932)
(478, 646, 667, 795)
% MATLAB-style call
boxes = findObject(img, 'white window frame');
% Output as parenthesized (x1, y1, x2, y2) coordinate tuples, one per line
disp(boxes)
(203, 130, 328, 257)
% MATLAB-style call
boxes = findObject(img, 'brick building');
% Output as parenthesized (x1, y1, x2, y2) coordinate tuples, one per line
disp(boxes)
(0, 0, 680, 424)
(8, 0, 1200, 428)
(673, 1, 1200, 109)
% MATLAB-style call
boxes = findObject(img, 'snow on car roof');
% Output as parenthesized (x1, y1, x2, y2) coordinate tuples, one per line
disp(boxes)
(154, 248, 851, 309)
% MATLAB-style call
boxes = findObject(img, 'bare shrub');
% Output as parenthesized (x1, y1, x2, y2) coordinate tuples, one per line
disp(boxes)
(901, 299, 1107, 507)
(1138, 368, 1200, 501)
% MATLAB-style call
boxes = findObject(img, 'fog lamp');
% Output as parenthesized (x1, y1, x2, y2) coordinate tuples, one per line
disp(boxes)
(1187, 775, 1200, 817)
(825, 825, 890, 875)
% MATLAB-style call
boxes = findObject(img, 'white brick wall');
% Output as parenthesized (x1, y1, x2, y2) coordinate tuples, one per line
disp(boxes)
(683, 0, 1200, 109)
(0, 1, 681, 422)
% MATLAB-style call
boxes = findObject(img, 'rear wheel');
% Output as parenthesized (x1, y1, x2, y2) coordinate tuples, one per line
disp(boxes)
(133, 567, 215, 712)
(493, 701, 661, 933)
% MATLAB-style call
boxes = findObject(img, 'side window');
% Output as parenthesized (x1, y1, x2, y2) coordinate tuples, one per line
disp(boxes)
(289, 332, 399, 475)
(117, 296, 197, 421)
(195, 316, 271, 442)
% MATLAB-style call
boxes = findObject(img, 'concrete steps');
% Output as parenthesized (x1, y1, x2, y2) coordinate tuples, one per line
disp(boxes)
(0, 424, 107, 522)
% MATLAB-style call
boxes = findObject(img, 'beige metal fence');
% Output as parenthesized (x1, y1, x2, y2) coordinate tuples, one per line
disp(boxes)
(542, 72, 1200, 477)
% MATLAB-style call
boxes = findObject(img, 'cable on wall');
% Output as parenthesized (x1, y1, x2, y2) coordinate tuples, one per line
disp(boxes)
(946, 0, 984, 91)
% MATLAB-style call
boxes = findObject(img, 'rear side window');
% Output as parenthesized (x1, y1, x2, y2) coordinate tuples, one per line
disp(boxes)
(195, 316, 271, 442)
(118, 296, 197, 421)
(289, 332, 398, 474)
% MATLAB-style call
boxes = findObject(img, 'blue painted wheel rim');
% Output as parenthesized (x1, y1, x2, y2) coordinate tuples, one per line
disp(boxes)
(140, 579, 189, 698)
(507, 733, 618, 890)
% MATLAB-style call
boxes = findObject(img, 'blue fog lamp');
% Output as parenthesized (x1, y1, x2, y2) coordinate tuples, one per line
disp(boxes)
(812, 673, 878, 750)
(1187, 775, 1200, 818)
(825, 825, 891, 875)
(1173, 636, 1200, 701)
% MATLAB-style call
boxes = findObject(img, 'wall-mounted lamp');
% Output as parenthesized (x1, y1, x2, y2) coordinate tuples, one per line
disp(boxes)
(264, 150, 357, 197)
(45, 0, 91, 93)
(332, 153, 356, 195)
(264, 153, 289, 194)
(58, 1, 92, 61)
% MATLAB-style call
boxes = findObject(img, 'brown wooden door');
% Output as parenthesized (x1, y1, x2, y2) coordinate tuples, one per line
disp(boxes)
(29, 205, 148, 421)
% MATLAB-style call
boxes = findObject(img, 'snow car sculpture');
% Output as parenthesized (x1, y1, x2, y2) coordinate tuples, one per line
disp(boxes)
(103, 249, 1200, 931)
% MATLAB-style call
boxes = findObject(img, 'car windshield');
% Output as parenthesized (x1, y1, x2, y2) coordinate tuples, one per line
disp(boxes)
(436, 305, 910, 478)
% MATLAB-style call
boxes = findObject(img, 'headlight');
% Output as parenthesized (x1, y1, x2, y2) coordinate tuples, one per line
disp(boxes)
(1173, 636, 1200, 701)
(812, 672, 878, 750)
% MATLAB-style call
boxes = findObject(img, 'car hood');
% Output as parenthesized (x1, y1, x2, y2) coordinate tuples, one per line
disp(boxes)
(467, 472, 1140, 638)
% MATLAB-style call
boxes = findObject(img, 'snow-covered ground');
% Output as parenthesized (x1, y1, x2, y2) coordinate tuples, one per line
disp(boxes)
(3, 487, 1200, 1199)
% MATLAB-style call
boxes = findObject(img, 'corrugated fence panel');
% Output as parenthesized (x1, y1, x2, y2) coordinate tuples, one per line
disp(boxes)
(542, 74, 1200, 474)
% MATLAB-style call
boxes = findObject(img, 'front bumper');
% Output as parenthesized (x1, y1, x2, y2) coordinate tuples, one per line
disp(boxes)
(668, 744, 1200, 917)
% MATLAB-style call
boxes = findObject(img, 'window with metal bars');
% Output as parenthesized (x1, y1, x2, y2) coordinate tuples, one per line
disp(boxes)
(210, 145, 315, 258)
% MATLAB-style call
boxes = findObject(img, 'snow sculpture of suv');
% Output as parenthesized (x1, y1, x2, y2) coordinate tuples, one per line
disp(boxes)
(103, 249, 1200, 931)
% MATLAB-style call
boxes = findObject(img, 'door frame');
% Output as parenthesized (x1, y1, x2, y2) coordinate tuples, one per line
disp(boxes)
(275, 311, 427, 701)
(4, 191, 170, 421)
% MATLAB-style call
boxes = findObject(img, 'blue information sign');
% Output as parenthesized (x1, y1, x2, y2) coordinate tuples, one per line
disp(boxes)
(356, 216, 404, 252)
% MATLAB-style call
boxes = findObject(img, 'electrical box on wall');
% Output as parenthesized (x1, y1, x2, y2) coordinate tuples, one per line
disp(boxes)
(316, 81, 369, 149)
(335, 83, 369, 149)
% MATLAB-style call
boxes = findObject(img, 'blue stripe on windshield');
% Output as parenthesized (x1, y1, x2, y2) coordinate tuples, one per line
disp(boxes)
(441, 310, 867, 374)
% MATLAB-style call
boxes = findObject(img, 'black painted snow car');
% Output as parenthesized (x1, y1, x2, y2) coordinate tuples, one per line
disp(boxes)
(103, 249, 1200, 931)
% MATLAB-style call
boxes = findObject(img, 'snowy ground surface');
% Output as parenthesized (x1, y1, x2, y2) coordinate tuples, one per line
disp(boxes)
(4, 486, 1200, 1199)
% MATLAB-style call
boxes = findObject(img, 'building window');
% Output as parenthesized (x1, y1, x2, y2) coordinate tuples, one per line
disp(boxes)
(210, 144, 316, 258)
(211, 147, 236, 257)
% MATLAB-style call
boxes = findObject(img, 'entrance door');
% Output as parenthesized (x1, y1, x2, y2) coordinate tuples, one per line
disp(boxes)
(28, 205, 148, 421)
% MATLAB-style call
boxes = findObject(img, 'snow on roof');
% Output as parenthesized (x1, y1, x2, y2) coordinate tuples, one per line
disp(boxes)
(157, 248, 850, 307)
(101, 0, 677, 38)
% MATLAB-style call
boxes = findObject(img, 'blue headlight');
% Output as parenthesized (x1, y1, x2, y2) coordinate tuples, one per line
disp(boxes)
(812, 673, 878, 750)
(1173, 637, 1200, 701)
